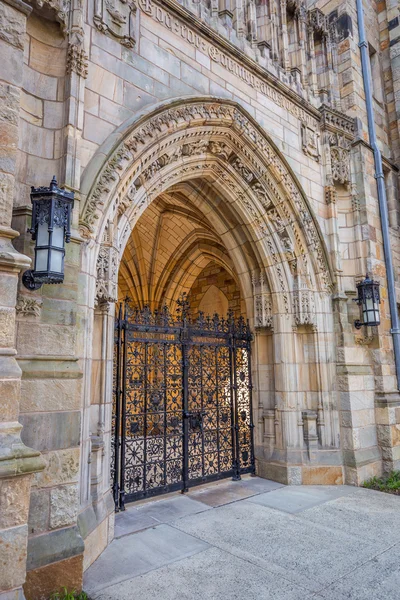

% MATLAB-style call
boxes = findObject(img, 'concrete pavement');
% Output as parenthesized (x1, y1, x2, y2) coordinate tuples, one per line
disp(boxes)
(84, 476, 400, 599)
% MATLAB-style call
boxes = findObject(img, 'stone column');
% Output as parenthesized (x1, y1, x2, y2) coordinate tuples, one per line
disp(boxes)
(0, 1, 45, 598)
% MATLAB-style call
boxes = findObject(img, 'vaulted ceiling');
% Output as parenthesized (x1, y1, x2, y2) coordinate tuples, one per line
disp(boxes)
(118, 185, 240, 311)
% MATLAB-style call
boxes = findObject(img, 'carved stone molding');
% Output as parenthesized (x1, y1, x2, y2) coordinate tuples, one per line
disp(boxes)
(94, 0, 137, 47)
(252, 272, 273, 329)
(29, 0, 71, 35)
(95, 244, 118, 307)
(16, 296, 42, 317)
(67, 42, 88, 78)
(301, 123, 320, 162)
(328, 133, 351, 187)
(325, 185, 337, 205)
(293, 270, 316, 330)
(80, 100, 333, 292)
(319, 104, 356, 138)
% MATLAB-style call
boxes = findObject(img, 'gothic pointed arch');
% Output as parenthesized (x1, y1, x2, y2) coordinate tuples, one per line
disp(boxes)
(81, 97, 335, 327)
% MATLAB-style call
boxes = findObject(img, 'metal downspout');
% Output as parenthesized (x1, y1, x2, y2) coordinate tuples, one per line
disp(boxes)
(356, 0, 400, 389)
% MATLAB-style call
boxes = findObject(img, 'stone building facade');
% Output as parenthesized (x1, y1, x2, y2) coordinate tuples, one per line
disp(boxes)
(1, 0, 400, 597)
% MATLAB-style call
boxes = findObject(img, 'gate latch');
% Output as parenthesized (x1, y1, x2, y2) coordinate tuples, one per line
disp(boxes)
(187, 410, 206, 432)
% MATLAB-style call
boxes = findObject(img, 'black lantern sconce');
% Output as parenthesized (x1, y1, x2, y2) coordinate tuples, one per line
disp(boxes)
(353, 274, 381, 329)
(22, 176, 74, 291)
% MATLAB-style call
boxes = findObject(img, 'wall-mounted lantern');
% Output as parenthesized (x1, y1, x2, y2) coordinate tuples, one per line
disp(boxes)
(354, 274, 380, 329)
(22, 176, 74, 291)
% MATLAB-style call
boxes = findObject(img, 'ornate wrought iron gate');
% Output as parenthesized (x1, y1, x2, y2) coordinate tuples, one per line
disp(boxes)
(112, 297, 254, 510)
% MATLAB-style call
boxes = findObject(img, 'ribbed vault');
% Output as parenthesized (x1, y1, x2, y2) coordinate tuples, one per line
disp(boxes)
(118, 187, 244, 315)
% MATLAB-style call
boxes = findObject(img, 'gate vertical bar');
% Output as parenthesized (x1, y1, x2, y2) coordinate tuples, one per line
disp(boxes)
(247, 322, 256, 474)
(232, 324, 241, 481)
(228, 313, 240, 481)
(181, 297, 189, 493)
(119, 300, 128, 511)
(113, 303, 123, 511)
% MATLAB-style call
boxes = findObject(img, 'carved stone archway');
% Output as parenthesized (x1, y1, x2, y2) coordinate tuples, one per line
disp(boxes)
(78, 99, 342, 567)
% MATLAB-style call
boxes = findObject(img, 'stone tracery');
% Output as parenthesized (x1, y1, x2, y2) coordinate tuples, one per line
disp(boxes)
(80, 99, 334, 300)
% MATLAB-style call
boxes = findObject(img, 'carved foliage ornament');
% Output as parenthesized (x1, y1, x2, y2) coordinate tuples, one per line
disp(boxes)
(67, 43, 88, 78)
(94, 0, 137, 47)
(16, 296, 42, 317)
(328, 133, 351, 187)
(252, 272, 273, 329)
(81, 102, 332, 290)
(95, 245, 119, 306)
(31, 0, 71, 35)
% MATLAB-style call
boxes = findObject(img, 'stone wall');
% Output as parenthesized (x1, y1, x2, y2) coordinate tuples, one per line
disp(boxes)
(1, 0, 400, 597)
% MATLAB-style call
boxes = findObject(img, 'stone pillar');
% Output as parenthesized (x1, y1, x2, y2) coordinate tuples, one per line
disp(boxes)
(0, 1, 45, 598)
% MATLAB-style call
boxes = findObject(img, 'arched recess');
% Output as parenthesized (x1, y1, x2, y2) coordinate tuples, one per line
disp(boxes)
(78, 98, 341, 560)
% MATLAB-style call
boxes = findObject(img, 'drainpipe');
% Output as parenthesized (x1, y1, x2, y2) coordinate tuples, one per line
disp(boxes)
(356, 0, 400, 390)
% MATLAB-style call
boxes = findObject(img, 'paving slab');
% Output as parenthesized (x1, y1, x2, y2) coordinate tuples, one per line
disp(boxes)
(92, 546, 317, 600)
(84, 479, 400, 600)
(84, 524, 209, 595)
(297, 487, 400, 546)
(172, 497, 392, 591)
(246, 484, 356, 513)
(189, 475, 283, 507)
(318, 542, 400, 600)
(115, 495, 210, 538)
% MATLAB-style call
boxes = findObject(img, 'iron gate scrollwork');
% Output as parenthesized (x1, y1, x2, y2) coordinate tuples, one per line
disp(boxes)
(112, 295, 254, 510)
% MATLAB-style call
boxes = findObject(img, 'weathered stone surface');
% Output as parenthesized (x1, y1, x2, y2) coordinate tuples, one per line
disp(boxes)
(16, 323, 76, 356)
(20, 412, 81, 452)
(33, 448, 80, 487)
(0, 476, 30, 529)
(302, 467, 344, 486)
(27, 526, 84, 571)
(77, 505, 98, 540)
(0, 308, 15, 347)
(0, 173, 14, 226)
(0, 1, 26, 50)
(0, 377, 20, 422)
(0, 525, 28, 591)
(24, 554, 83, 600)
(20, 378, 82, 412)
(83, 517, 108, 572)
(50, 485, 79, 529)
(0, 82, 20, 125)
(28, 488, 50, 535)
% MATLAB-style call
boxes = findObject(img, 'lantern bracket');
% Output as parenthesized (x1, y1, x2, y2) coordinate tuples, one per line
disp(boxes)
(22, 270, 43, 291)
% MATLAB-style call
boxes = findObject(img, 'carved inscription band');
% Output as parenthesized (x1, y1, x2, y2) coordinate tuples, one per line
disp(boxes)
(138, 0, 318, 129)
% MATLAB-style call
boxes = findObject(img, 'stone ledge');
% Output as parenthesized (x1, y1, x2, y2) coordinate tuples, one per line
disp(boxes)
(27, 526, 84, 571)
(19, 357, 83, 380)
(2, 0, 32, 16)
(0, 422, 45, 478)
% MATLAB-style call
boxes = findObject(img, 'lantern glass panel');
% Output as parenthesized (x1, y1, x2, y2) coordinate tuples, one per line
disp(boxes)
(52, 224, 64, 249)
(50, 249, 63, 273)
(35, 248, 49, 272)
(37, 221, 49, 246)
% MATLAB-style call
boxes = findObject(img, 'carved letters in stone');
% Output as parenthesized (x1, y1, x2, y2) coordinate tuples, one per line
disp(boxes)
(95, 245, 118, 306)
(94, 0, 137, 47)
